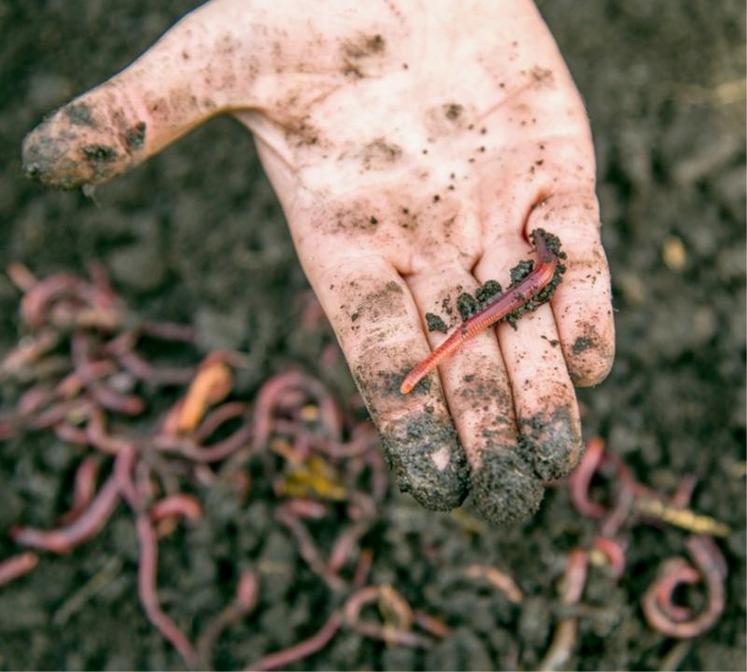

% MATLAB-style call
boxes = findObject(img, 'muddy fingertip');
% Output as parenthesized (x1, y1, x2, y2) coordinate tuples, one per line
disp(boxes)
(468, 450, 545, 525)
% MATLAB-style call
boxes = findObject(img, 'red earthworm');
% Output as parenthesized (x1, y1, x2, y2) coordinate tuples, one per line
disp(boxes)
(139, 320, 197, 343)
(651, 558, 699, 622)
(71, 332, 144, 415)
(244, 611, 343, 672)
(57, 360, 117, 398)
(6, 262, 38, 292)
(328, 522, 370, 575)
(281, 498, 329, 520)
(253, 371, 343, 451)
(106, 332, 194, 385)
(1, 330, 59, 377)
(18, 384, 55, 416)
(401, 228, 565, 394)
(10, 466, 121, 554)
(155, 419, 253, 463)
(343, 585, 433, 648)
(194, 402, 249, 442)
(275, 506, 346, 592)
(29, 398, 91, 430)
(642, 535, 726, 638)
(197, 569, 259, 669)
(135, 512, 198, 667)
(538, 548, 589, 672)
(150, 495, 203, 525)
(0, 552, 39, 587)
(413, 611, 451, 639)
(464, 563, 524, 604)
(569, 437, 607, 518)
(53, 422, 89, 445)
(592, 536, 626, 578)
(352, 548, 373, 588)
(85, 408, 135, 455)
(59, 456, 101, 524)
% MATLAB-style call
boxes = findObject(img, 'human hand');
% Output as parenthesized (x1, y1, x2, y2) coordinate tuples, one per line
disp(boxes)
(22, 0, 614, 524)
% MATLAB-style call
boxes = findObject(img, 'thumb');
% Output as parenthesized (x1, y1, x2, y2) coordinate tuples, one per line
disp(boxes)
(22, 0, 250, 189)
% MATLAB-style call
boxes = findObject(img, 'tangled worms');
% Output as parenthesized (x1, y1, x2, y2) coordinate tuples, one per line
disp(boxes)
(0, 264, 452, 670)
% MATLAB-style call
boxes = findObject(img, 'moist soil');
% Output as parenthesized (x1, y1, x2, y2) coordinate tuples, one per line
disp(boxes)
(0, 1, 745, 670)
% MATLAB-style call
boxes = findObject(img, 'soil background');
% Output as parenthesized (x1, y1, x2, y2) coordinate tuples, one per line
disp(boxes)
(0, 1, 745, 670)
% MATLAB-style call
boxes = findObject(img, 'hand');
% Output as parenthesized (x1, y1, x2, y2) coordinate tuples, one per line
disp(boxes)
(23, 0, 614, 524)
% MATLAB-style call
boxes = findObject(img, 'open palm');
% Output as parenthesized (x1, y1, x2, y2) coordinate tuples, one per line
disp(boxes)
(23, 0, 614, 523)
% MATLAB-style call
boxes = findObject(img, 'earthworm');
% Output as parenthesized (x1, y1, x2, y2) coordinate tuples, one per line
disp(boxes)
(642, 535, 726, 638)
(71, 332, 144, 415)
(59, 456, 101, 524)
(342, 585, 433, 648)
(150, 494, 203, 525)
(592, 536, 626, 578)
(275, 506, 346, 592)
(568, 437, 607, 518)
(0, 552, 39, 587)
(197, 569, 259, 669)
(10, 465, 121, 553)
(107, 332, 194, 385)
(464, 563, 524, 604)
(538, 548, 589, 672)
(135, 512, 198, 668)
(400, 228, 565, 394)
(245, 611, 343, 671)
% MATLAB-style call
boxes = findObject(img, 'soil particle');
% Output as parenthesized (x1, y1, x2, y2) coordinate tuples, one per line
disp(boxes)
(81, 143, 117, 163)
(380, 411, 468, 510)
(475, 279, 502, 306)
(64, 102, 96, 128)
(467, 448, 544, 525)
(572, 335, 595, 354)
(517, 406, 581, 481)
(124, 121, 146, 150)
(444, 103, 464, 120)
(457, 292, 479, 320)
(425, 312, 448, 333)
(425, 627, 493, 671)
(509, 259, 535, 286)
(359, 138, 402, 170)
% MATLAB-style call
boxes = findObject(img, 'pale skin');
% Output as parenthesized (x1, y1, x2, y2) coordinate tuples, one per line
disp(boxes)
(23, 0, 615, 524)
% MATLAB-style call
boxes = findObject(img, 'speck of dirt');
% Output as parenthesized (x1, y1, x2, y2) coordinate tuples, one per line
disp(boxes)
(475, 280, 502, 306)
(124, 121, 146, 150)
(350, 311, 359, 322)
(65, 102, 96, 128)
(572, 336, 594, 354)
(509, 260, 535, 287)
(457, 292, 479, 320)
(369, 216, 378, 225)
(425, 312, 448, 334)
(444, 103, 464, 120)
(81, 144, 117, 163)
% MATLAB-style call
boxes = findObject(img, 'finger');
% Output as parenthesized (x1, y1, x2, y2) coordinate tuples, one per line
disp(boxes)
(527, 191, 615, 386)
(22, 0, 246, 189)
(306, 251, 469, 510)
(475, 233, 583, 481)
(407, 263, 544, 524)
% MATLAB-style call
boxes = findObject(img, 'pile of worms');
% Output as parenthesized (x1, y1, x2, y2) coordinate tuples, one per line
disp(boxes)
(539, 436, 729, 671)
(0, 264, 731, 670)
(0, 264, 506, 669)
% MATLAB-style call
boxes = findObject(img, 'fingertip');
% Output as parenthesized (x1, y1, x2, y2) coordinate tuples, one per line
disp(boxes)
(381, 410, 469, 510)
(468, 450, 544, 525)
(565, 328, 615, 387)
(518, 405, 583, 481)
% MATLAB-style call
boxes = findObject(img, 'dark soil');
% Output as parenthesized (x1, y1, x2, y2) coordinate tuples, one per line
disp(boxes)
(1, 1, 745, 670)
